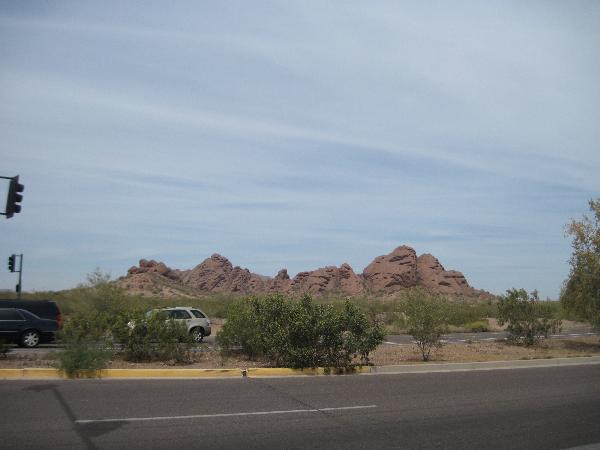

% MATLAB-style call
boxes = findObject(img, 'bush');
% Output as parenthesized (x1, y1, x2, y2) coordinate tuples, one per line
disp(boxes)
(55, 311, 115, 377)
(497, 289, 562, 346)
(0, 339, 10, 359)
(217, 294, 385, 368)
(404, 290, 448, 361)
(55, 342, 113, 378)
(464, 320, 490, 332)
(112, 311, 193, 363)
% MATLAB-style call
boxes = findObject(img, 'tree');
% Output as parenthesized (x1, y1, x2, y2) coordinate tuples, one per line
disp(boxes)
(404, 290, 448, 361)
(561, 199, 600, 329)
(498, 289, 561, 345)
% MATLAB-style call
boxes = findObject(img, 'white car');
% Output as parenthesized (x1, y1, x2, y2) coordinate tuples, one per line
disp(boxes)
(148, 306, 212, 343)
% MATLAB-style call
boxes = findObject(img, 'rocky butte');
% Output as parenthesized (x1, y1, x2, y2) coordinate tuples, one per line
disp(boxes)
(119, 245, 491, 300)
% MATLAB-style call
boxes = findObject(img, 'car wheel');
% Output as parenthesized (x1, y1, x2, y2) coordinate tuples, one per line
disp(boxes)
(191, 328, 204, 343)
(20, 330, 40, 348)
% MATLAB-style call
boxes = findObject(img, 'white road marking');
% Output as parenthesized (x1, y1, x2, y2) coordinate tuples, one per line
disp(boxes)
(75, 405, 378, 424)
(384, 341, 403, 346)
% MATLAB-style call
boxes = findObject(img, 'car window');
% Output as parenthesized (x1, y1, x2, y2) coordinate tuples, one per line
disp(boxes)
(0, 309, 24, 320)
(175, 310, 191, 319)
(191, 310, 206, 319)
(18, 309, 40, 320)
(166, 310, 191, 319)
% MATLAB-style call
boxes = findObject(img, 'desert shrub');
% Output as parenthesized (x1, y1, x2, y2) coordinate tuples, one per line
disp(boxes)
(441, 302, 497, 326)
(0, 339, 11, 359)
(217, 294, 385, 368)
(54, 342, 113, 378)
(112, 311, 193, 363)
(463, 320, 490, 332)
(403, 289, 448, 361)
(54, 311, 116, 377)
(497, 289, 562, 346)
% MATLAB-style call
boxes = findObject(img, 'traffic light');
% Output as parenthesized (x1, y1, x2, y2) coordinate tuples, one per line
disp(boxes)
(5, 175, 24, 219)
(8, 254, 16, 272)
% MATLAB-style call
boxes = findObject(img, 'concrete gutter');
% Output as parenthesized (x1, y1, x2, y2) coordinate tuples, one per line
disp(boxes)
(1, 356, 599, 380)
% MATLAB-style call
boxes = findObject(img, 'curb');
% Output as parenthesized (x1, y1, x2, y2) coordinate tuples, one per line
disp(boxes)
(1, 356, 599, 380)
(367, 355, 600, 375)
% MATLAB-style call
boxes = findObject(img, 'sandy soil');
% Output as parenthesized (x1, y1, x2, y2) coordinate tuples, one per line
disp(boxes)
(369, 336, 600, 365)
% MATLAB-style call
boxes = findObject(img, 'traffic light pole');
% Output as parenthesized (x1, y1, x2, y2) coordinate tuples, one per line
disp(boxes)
(17, 254, 23, 299)
(7, 253, 23, 298)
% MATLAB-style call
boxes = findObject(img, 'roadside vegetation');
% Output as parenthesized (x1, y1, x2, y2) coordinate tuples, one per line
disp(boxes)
(561, 198, 600, 329)
(402, 289, 448, 361)
(217, 294, 385, 369)
(0, 339, 10, 359)
(497, 288, 562, 346)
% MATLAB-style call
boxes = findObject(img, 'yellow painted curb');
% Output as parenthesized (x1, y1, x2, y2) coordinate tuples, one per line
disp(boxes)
(0, 366, 371, 379)
(100, 368, 240, 378)
(0, 368, 65, 379)
(247, 366, 371, 377)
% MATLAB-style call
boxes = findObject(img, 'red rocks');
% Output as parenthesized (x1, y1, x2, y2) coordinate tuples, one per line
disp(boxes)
(180, 254, 266, 294)
(120, 246, 485, 299)
(267, 269, 292, 292)
(416, 254, 474, 296)
(362, 246, 418, 292)
(127, 259, 180, 280)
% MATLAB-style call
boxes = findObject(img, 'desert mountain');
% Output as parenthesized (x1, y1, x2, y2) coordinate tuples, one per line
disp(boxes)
(119, 245, 490, 300)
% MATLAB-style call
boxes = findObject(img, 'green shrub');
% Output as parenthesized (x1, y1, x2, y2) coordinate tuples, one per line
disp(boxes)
(497, 289, 562, 346)
(0, 339, 11, 359)
(54, 342, 113, 378)
(112, 311, 193, 363)
(404, 289, 448, 361)
(55, 311, 115, 377)
(217, 294, 385, 368)
(464, 320, 490, 332)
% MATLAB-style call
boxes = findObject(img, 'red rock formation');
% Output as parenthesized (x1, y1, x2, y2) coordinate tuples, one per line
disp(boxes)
(286, 263, 363, 296)
(120, 246, 487, 299)
(416, 253, 473, 296)
(267, 269, 293, 293)
(127, 259, 180, 280)
(362, 246, 418, 292)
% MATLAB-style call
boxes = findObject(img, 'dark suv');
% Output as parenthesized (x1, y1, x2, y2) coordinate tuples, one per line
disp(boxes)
(0, 300, 62, 326)
(0, 308, 59, 347)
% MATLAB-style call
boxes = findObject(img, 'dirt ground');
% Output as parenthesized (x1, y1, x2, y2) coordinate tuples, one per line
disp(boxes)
(369, 336, 600, 365)
(2, 336, 599, 370)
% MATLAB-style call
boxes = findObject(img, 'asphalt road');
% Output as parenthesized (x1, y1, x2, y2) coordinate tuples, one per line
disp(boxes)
(1, 364, 599, 449)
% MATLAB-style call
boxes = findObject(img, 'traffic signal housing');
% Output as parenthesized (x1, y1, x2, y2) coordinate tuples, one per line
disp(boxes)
(8, 254, 16, 272)
(5, 175, 24, 219)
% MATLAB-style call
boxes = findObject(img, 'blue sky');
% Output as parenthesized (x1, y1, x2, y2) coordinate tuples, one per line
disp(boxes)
(1, 1, 598, 298)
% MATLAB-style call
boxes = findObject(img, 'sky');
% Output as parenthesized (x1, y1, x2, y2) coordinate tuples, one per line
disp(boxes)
(1, 1, 599, 299)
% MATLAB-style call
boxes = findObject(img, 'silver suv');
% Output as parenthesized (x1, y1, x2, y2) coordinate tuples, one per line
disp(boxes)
(150, 306, 212, 343)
